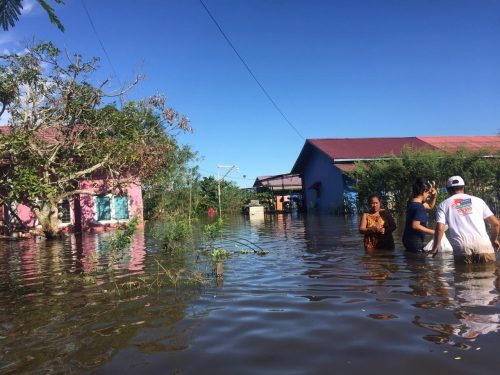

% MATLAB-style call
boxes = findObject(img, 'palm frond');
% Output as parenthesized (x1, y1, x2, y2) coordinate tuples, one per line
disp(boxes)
(37, 0, 65, 32)
(0, 0, 23, 31)
(0, 0, 65, 31)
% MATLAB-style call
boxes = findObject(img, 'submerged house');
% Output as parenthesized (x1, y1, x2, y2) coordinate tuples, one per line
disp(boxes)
(253, 174, 303, 211)
(1, 176, 143, 235)
(0, 125, 143, 234)
(291, 136, 500, 213)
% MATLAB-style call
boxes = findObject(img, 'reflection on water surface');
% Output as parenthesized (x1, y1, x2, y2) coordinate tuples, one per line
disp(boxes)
(0, 213, 499, 374)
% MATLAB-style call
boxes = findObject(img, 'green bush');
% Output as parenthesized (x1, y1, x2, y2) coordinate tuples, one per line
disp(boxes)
(348, 146, 499, 213)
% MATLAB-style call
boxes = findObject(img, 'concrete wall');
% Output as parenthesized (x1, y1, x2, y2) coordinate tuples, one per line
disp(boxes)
(78, 180, 143, 231)
(301, 149, 345, 213)
(6, 180, 143, 233)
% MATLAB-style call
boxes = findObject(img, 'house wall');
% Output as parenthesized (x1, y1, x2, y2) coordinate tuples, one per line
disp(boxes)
(302, 149, 345, 213)
(3, 180, 143, 233)
(78, 180, 143, 231)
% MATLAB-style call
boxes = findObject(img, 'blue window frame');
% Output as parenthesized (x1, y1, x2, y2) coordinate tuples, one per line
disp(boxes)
(114, 196, 129, 220)
(95, 196, 111, 221)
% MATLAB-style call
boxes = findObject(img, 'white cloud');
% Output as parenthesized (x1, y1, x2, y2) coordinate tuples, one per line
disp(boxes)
(21, 0, 37, 15)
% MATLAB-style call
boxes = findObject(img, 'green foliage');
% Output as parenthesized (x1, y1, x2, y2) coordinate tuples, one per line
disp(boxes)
(107, 216, 139, 251)
(194, 176, 249, 215)
(143, 147, 199, 220)
(159, 216, 192, 253)
(348, 146, 500, 213)
(152, 258, 207, 288)
(0, 42, 191, 238)
(0, 0, 65, 31)
(102, 216, 139, 272)
(211, 248, 231, 260)
(203, 217, 224, 241)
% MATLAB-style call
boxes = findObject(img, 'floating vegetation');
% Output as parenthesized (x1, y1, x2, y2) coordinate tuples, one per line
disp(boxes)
(107, 216, 139, 251)
(211, 248, 231, 260)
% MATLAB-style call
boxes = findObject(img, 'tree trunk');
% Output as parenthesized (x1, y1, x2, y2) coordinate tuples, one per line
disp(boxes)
(35, 202, 61, 239)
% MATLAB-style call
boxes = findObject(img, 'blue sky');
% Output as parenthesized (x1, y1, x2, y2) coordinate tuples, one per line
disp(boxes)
(1, 0, 499, 187)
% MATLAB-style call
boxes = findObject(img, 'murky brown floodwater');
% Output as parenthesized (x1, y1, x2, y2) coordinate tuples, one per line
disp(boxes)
(0, 213, 499, 374)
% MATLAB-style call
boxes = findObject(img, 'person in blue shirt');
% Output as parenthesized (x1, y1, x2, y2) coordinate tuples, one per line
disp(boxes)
(403, 178, 437, 252)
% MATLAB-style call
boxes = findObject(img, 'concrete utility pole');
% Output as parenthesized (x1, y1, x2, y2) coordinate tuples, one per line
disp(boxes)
(217, 164, 238, 218)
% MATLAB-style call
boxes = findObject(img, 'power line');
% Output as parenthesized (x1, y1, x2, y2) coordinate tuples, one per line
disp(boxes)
(80, 0, 122, 88)
(199, 0, 305, 140)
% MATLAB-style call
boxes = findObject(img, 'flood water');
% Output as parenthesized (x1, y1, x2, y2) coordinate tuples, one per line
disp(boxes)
(1, 213, 499, 374)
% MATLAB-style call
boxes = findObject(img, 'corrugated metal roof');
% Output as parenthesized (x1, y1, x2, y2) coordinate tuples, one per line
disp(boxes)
(291, 135, 500, 174)
(253, 174, 302, 189)
(308, 137, 434, 160)
(417, 136, 500, 152)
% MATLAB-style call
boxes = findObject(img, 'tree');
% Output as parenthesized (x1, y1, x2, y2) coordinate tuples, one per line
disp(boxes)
(348, 146, 500, 214)
(143, 145, 200, 221)
(195, 176, 248, 215)
(0, 42, 192, 238)
(0, 0, 65, 31)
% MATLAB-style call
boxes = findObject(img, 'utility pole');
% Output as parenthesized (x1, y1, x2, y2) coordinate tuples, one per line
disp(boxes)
(217, 164, 238, 218)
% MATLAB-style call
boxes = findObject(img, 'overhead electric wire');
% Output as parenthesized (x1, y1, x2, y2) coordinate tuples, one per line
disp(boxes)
(80, 0, 122, 89)
(199, 0, 305, 140)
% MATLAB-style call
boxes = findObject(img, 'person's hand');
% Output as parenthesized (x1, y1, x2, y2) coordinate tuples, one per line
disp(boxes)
(425, 249, 438, 258)
(493, 239, 500, 252)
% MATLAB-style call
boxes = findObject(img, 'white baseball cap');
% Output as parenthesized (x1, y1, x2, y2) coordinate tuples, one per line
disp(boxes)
(446, 176, 465, 188)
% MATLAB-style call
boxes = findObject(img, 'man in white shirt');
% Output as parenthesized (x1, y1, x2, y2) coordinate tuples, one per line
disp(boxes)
(430, 176, 500, 263)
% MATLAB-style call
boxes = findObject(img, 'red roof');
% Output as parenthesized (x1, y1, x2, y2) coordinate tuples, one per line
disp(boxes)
(308, 137, 434, 160)
(292, 135, 500, 174)
(417, 136, 500, 152)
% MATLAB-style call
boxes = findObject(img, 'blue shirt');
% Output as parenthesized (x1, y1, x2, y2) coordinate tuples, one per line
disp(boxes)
(403, 201, 428, 251)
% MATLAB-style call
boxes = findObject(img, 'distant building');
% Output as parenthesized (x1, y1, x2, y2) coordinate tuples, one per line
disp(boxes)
(253, 174, 303, 212)
(291, 136, 500, 213)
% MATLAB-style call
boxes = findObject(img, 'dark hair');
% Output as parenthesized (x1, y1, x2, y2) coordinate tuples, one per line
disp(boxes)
(412, 178, 430, 198)
(367, 194, 381, 204)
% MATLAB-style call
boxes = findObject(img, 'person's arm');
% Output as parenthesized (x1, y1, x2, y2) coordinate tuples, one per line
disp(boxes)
(382, 210, 397, 234)
(412, 220, 435, 235)
(359, 213, 369, 234)
(485, 215, 500, 251)
(430, 222, 445, 257)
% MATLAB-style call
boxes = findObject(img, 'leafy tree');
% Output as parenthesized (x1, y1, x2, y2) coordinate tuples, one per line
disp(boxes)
(195, 176, 248, 215)
(349, 146, 499, 213)
(0, 0, 65, 31)
(0, 42, 192, 238)
(143, 145, 200, 221)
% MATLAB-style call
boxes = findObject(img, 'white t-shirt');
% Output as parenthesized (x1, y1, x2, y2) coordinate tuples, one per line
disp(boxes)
(435, 193, 495, 256)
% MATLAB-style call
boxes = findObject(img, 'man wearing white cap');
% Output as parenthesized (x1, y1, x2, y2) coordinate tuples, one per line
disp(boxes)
(430, 176, 500, 263)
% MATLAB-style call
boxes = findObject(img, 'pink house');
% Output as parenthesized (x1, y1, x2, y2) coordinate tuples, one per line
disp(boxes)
(0, 125, 144, 234)
(1, 179, 143, 234)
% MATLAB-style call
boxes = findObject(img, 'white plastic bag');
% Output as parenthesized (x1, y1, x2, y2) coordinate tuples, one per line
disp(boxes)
(424, 233, 453, 252)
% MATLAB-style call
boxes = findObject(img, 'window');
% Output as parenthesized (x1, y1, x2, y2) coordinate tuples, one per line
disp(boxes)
(58, 199, 71, 223)
(95, 196, 111, 221)
(94, 195, 129, 222)
(114, 196, 129, 220)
